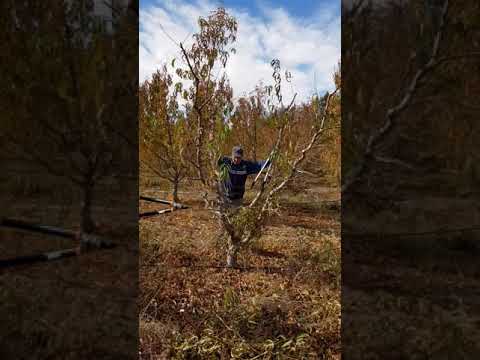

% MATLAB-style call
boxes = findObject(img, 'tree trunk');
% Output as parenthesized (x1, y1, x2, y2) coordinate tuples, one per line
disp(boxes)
(203, 191, 210, 209)
(172, 179, 180, 203)
(81, 182, 95, 233)
(226, 239, 240, 268)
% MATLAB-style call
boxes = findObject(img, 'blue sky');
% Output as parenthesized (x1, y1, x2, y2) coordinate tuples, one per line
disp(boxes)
(139, 0, 340, 103)
(141, 0, 339, 20)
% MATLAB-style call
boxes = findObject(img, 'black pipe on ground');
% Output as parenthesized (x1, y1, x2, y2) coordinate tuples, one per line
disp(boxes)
(1, 218, 75, 239)
(0, 243, 116, 270)
(0, 248, 79, 269)
(1, 217, 114, 248)
(0, 218, 116, 269)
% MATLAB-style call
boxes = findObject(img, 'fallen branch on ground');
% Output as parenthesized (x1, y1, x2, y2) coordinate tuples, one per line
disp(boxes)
(0, 244, 115, 270)
(139, 208, 176, 218)
(139, 195, 188, 209)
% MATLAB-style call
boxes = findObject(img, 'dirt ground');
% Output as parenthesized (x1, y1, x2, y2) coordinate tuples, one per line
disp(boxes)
(139, 184, 341, 359)
(0, 171, 138, 360)
(342, 235, 480, 359)
(341, 188, 480, 359)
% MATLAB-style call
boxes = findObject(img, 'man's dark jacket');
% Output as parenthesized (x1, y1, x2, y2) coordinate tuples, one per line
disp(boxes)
(218, 157, 269, 199)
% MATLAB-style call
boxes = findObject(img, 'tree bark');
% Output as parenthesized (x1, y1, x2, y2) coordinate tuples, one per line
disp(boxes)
(172, 179, 180, 203)
(226, 237, 240, 268)
(81, 182, 95, 233)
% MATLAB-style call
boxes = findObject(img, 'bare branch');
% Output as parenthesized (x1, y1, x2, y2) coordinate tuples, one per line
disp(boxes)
(179, 43, 208, 185)
(259, 88, 339, 215)
(248, 93, 297, 208)
(342, 0, 449, 194)
(140, 159, 174, 182)
(373, 155, 416, 170)
(179, 43, 200, 86)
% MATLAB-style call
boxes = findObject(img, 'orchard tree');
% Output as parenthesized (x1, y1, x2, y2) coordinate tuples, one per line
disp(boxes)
(176, 7, 237, 191)
(230, 85, 268, 161)
(173, 7, 340, 267)
(223, 62, 340, 268)
(139, 67, 190, 203)
(341, 0, 480, 197)
(308, 67, 341, 185)
(0, 0, 137, 235)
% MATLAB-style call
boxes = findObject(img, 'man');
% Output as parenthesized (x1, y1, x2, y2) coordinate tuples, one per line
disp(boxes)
(218, 145, 270, 209)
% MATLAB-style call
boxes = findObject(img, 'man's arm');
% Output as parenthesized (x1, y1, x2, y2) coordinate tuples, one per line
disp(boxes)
(246, 159, 270, 175)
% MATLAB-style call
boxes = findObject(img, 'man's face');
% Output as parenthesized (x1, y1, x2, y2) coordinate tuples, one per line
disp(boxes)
(233, 156, 242, 165)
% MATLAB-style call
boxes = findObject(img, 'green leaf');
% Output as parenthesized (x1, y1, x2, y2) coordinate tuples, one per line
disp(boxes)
(219, 163, 230, 181)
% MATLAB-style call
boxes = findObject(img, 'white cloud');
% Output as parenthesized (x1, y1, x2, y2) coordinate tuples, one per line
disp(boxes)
(139, 0, 340, 104)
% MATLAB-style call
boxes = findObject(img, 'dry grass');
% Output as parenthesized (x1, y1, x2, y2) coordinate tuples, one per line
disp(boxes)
(139, 185, 341, 359)
(342, 229, 480, 359)
(0, 167, 138, 359)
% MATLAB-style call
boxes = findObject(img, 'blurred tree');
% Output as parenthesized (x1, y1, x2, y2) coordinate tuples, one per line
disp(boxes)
(0, 0, 137, 234)
(139, 67, 190, 203)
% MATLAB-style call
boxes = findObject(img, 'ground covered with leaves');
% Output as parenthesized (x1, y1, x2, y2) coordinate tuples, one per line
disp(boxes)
(343, 234, 480, 359)
(0, 169, 138, 360)
(139, 185, 340, 359)
(342, 189, 480, 359)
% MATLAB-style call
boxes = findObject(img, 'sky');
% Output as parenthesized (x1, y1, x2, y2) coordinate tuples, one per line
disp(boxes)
(139, 0, 340, 104)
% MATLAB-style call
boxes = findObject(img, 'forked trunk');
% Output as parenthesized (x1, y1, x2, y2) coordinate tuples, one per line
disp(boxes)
(202, 191, 210, 209)
(227, 233, 241, 268)
(226, 239, 240, 268)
